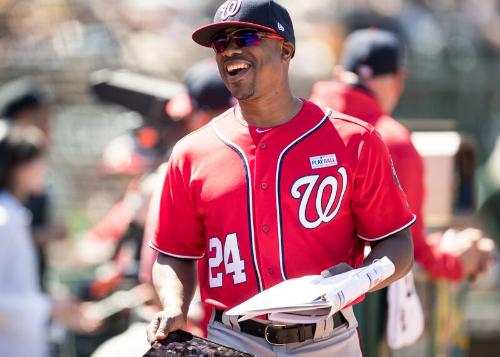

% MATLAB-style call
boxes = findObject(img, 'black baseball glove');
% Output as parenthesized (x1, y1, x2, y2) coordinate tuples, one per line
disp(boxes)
(144, 329, 254, 357)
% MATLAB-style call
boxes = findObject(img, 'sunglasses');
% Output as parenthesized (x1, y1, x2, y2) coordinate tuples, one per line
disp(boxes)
(211, 28, 284, 54)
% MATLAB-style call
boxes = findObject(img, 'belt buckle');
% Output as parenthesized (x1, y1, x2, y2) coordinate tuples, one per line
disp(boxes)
(264, 323, 287, 346)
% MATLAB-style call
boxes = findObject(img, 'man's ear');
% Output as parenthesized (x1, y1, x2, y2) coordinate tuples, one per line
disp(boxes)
(281, 42, 295, 61)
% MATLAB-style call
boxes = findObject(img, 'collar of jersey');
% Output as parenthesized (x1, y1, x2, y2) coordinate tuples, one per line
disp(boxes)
(233, 98, 305, 131)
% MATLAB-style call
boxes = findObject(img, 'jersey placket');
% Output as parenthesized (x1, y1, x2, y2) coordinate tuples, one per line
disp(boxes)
(245, 109, 333, 289)
(249, 131, 284, 289)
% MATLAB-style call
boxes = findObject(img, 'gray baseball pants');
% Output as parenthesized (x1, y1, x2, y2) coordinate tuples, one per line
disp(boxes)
(207, 307, 363, 356)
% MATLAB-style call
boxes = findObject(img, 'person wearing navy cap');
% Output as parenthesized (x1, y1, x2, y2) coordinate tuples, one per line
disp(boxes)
(147, 3, 416, 356)
(0, 78, 52, 140)
(311, 28, 494, 355)
(166, 59, 234, 132)
(191, 0, 295, 51)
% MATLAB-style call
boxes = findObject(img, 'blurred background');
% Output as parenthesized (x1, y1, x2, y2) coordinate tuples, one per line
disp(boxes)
(0, 0, 499, 356)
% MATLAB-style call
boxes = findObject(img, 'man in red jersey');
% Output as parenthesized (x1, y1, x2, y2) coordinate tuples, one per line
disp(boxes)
(147, 1, 415, 355)
(310, 28, 495, 354)
(310, 28, 493, 283)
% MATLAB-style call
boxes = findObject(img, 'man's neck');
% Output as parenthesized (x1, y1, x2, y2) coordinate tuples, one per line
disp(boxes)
(236, 87, 302, 128)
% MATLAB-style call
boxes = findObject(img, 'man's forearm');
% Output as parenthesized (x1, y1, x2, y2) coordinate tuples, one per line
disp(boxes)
(364, 228, 414, 291)
(152, 253, 197, 319)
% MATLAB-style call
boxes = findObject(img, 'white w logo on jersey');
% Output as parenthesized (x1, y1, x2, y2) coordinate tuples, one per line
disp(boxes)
(291, 167, 348, 229)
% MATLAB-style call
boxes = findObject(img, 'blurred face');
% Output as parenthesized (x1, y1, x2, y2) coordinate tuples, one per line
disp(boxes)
(15, 105, 51, 143)
(13, 157, 47, 196)
(212, 28, 290, 101)
(386, 69, 406, 113)
(365, 69, 406, 114)
(394, 69, 407, 96)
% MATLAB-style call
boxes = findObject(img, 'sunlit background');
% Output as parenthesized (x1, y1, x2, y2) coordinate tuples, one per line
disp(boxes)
(1, 0, 499, 356)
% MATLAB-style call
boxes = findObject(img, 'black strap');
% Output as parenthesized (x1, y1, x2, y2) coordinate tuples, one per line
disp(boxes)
(213, 309, 346, 345)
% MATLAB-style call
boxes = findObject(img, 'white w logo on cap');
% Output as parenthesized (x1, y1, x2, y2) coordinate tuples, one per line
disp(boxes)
(220, 0, 242, 20)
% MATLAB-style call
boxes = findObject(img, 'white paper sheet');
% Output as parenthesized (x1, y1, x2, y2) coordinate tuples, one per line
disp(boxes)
(226, 257, 395, 324)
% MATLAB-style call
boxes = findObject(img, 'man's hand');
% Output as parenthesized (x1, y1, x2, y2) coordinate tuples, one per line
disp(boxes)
(440, 228, 496, 280)
(475, 237, 496, 280)
(320, 262, 365, 306)
(147, 308, 186, 343)
(51, 299, 102, 333)
(321, 262, 353, 278)
(148, 254, 197, 343)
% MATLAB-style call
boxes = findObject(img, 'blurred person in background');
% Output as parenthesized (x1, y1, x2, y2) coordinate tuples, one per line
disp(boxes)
(72, 125, 170, 357)
(89, 59, 233, 357)
(142, 60, 235, 285)
(310, 28, 496, 355)
(79, 140, 173, 357)
(78, 125, 168, 266)
(0, 123, 99, 357)
(140, 58, 234, 335)
(164, 58, 236, 133)
(0, 77, 68, 290)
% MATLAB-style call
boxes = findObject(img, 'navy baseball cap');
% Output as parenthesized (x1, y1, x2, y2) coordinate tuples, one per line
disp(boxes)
(0, 78, 51, 120)
(342, 29, 403, 79)
(192, 0, 295, 48)
(166, 60, 234, 118)
(185, 60, 233, 111)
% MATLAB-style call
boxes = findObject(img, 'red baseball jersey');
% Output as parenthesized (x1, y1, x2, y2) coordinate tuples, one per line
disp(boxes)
(310, 82, 464, 280)
(151, 99, 415, 309)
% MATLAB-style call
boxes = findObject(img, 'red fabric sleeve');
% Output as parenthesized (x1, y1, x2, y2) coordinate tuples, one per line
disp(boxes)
(150, 148, 205, 259)
(389, 141, 463, 281)
(352, 130, 416, 240)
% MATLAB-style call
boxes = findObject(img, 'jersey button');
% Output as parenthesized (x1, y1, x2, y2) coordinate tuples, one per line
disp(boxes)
(261, 182, 268, 190)
(267, 267, 274, 275)
(259, 143, 267, 149)
(262, 224, 270, 233)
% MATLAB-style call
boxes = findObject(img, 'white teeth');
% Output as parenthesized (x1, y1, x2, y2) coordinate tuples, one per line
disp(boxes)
(226, 62, 250, 73)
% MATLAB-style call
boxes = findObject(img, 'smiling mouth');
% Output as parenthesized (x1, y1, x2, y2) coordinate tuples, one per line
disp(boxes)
(225, 60, 252, 78)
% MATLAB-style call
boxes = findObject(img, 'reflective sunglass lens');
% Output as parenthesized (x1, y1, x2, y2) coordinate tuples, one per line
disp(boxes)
(234, 33, 261, 48)
(213, 39, 227, 53)
(211, 30, 262, 53)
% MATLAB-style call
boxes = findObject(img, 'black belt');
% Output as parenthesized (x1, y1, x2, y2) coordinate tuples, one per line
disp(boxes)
(214, 309, 347, 345)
